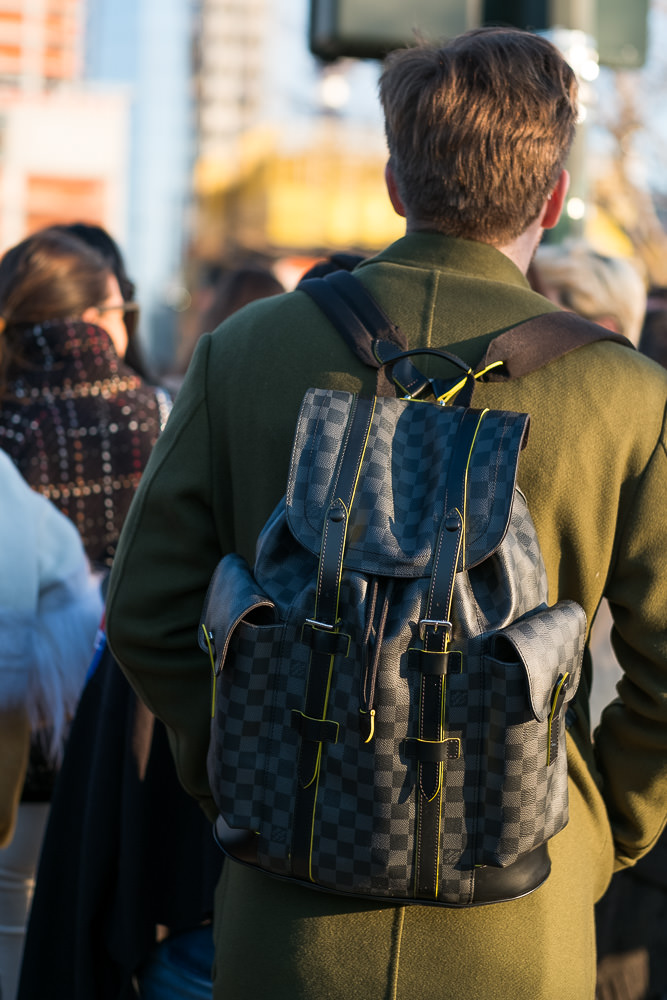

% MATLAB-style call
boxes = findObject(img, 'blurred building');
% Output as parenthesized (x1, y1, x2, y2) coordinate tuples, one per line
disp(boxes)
(0, 0, 82, 87)
(190, 0, 401, 290)
(0, 0, 129, 253)
(84, 0, 194, 374)
(0, 0, 402, 372)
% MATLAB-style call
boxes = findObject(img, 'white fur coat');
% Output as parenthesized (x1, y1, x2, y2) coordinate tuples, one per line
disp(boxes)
(0, 449, 103, 758)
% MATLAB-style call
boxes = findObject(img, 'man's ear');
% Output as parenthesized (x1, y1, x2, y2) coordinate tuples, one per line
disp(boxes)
(541, 169, 570, 230)
(384, 162, 406, 219)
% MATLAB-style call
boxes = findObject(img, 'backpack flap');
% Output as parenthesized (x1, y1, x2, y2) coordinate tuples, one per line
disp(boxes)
(199, 552, 277, 674)
(285, 387, 530, 575)
(489, 600, 586, 724)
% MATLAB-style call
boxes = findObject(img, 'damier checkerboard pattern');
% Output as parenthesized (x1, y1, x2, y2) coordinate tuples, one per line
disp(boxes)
(202, 388, 586, 906)
(286, 390, 528, 575)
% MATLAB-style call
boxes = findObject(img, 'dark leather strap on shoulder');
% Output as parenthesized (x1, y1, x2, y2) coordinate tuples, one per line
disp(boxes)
(299, 269, 635, 393)
(299, 271, 428, 397)
(477, 310, 634, 381)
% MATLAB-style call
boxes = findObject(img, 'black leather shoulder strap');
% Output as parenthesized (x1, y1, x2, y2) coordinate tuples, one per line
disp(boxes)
(298, 269, 635, 394)
(299, 271, 429, 397)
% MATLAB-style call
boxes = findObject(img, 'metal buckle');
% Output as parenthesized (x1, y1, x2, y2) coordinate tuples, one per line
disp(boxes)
(304, 618, 338, 632)
(418, 619, 453, 642)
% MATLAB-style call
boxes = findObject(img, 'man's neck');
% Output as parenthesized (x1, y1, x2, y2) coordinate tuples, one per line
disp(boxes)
(404, 218, 544, 276)
(495, 217, 545, 275)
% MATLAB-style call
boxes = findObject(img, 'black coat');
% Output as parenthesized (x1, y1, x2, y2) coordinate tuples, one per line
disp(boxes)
(17, 640, 222, 1000)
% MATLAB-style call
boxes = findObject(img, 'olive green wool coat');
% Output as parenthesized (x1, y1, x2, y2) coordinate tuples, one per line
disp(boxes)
(107, 234, 667, 1000)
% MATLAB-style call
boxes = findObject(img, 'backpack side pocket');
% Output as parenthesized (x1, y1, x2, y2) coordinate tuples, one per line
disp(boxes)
(477, 600, 586, 867)
(201, 554, 281, 833)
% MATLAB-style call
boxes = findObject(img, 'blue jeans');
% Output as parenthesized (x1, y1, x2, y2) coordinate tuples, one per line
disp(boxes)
(138, 925, 214, 1000)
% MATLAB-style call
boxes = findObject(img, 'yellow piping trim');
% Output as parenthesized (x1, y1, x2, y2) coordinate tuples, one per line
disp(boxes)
(436, 361, 504, 405)
(308, 756, 323, 880)
(437, 375, 469, 406)
(413, 805, 421, 897)
(435, 788, 442, 895)
(201, 624, 217, 717)
(547, 671, 570, 766)
(461, 409, 488, 572)
(303, 742, 323, 791)
(475, 360, 504, 378)
(306, 652, 336, 876)
(312, 397, 377, 625)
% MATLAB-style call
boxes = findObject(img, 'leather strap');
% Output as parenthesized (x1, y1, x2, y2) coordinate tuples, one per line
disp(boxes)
(299, 272, 434, 397)
(291, 395, 376, 881)
(478, 309, 633, 379)
(412, 407, 483, 900)
(299, 270, 635, 398)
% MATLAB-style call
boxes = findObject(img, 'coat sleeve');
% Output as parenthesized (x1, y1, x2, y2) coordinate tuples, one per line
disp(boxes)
(594, 400, 667, 869)
(106, 335, 227, 819)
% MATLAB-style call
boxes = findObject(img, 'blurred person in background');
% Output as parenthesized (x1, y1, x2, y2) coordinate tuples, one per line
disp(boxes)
(16, 224, 221, 1000)
(0, 449, 102, 1000)
(174, 264, 284, 381)
(55, 222, 150, 381)
(0, 226, 164, 571)
(0, 226, 164, 913)
(534, 239, 647, 345)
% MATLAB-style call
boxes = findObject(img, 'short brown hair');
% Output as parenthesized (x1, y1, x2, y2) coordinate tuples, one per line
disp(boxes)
(379, 28, 578, 245)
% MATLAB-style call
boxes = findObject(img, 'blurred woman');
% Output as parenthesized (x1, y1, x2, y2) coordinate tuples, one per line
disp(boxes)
(56, 221, 151, 380)
(0, 449, 102, 1000)
(534, 239, 647, 345)
(14, 227, 220, 1000)
(0, 226, 163, 571)
(176, 264, 285, 378)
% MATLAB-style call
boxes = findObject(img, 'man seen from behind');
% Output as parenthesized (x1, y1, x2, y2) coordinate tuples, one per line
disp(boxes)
(107, 28, 667, 1000)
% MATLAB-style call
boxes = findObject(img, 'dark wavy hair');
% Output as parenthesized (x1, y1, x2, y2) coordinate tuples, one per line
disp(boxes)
(55, 222, 148, 377)
(0, 227, 111, 397)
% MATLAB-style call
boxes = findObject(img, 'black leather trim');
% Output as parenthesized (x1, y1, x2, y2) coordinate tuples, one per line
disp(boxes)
(301, 623, 350, 656)
(471, 843, 551, 903)
(404, 738, 461, 763)
(291, 710, 339, 745)
(408, 647, 450, 676)
(214, 823, 551, 907)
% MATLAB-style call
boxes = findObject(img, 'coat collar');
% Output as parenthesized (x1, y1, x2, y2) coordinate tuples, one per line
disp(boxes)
(358, 232, 532, 289)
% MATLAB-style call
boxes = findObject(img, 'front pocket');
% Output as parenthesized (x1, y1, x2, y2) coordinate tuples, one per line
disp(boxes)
(476, 600, 586, 867)
(201, 553, 309, 873)
(201, 553, 283, 831)
(209, 617, 287, 831)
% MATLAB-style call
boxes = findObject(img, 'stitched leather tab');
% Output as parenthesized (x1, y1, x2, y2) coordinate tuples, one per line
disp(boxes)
(301, 622, 350, 656)
(291, 710, 339, 746)
(405, 738, 461, 763)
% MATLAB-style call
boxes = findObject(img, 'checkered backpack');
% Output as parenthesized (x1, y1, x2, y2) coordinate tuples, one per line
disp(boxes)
(199, 271, 629, 907)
